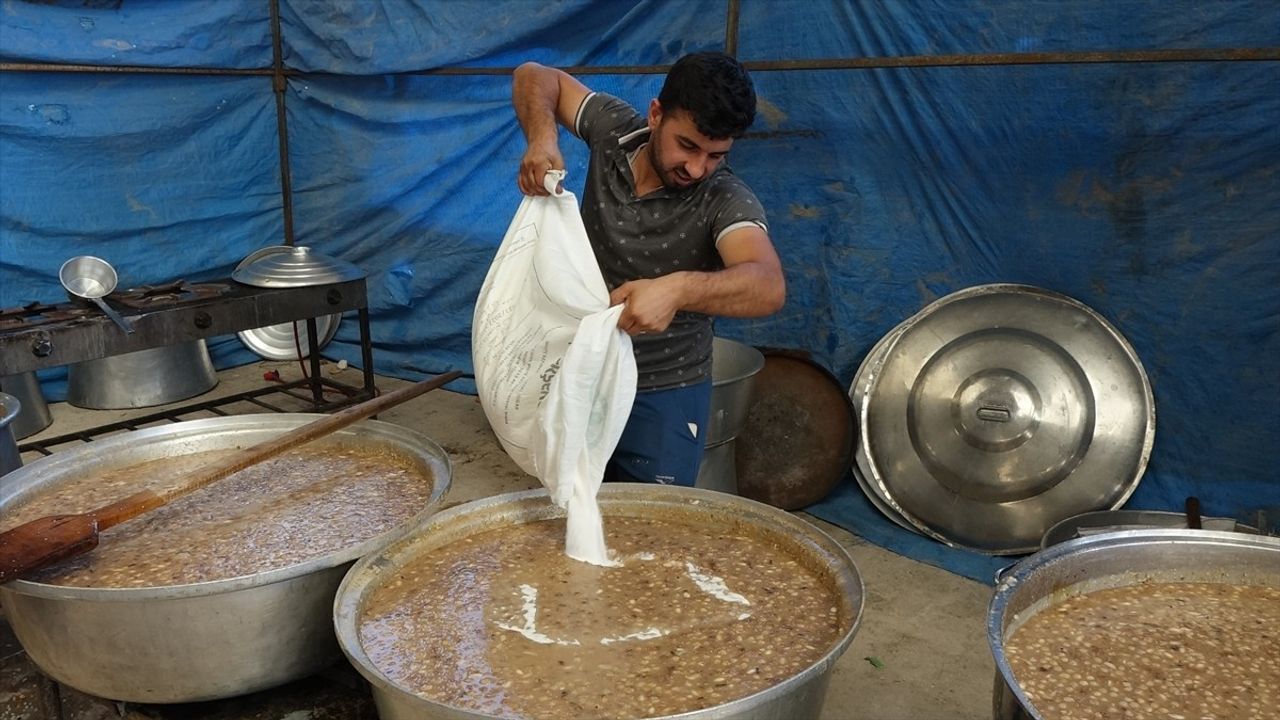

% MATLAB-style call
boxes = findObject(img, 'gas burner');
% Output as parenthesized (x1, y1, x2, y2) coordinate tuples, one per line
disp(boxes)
(0, 301, 94, 331)
(111, 281, 232, 310)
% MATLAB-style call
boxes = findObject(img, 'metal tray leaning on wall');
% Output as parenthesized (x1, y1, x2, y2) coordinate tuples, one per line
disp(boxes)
(852, 284, 1155, 555)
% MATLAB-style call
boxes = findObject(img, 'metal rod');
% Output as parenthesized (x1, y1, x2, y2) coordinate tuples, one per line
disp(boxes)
(268, 0, 296, 246)
(359, 308, 376, 397)
(321, 377, 361, 394)
(245, 397, 287, 412)
(0, 62, 272, 75)
(307, 316, 323, 405)
(740, 47, 1280, 70)
(280, 388, 317, 403)
(4, 47, 1277, 79)
(725, 0, 741, 58)
(16, 376, 376, 455)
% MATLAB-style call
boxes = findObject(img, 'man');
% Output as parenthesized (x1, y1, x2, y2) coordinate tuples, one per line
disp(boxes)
(511, 52, 784, 487)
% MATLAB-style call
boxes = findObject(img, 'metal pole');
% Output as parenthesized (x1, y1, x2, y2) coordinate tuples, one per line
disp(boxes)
(268, 0, 296, 247)
(725, 0, 741, 58)
(5, 48, 1277, 79)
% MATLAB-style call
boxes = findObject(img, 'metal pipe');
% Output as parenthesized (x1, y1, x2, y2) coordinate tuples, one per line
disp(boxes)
(0, 62, 271, 75)
(4, 47, 1277, 79)
(268, 0, 296, 247)
(740, 47, 1280, 70)
(725, 0, 741, 58)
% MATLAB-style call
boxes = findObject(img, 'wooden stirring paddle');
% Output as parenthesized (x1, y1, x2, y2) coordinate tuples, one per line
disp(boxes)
(0, 371, 462, 584)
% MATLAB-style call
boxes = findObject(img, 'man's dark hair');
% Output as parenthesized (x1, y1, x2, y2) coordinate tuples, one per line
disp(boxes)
(658, 52, 756, 139)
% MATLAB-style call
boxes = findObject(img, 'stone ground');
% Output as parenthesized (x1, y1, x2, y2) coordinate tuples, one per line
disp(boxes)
(1, 360, 994, 720)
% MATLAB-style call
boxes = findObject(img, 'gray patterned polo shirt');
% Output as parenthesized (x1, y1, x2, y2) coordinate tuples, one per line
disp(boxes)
(574, 92, 768, 391)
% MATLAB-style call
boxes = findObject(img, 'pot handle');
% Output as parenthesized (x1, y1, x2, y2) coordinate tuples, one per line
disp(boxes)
(994, 562, 1019, 585)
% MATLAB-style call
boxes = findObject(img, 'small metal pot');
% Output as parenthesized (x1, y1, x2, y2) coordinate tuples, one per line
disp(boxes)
(334, 484, 865, 720)
(0, 414, 452, 703)
(0, 372, 53, 440)
(67, 340, 218, 409)
(0, 391, 22, 476)
(988, 529, 1280, 719)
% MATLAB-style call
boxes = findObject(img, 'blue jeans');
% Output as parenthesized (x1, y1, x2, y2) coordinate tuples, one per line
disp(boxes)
(607, 380, 712, 487)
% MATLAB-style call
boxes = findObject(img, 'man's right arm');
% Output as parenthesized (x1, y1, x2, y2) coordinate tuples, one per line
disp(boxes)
(512, 62, 591, 196)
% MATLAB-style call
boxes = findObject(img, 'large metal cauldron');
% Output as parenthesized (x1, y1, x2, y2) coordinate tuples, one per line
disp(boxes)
(0, 415, 451, 703)
(334, 484, 864, 720)
(988, 529, 1280, 719)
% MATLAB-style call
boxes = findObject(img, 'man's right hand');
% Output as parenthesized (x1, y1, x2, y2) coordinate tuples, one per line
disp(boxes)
(512, 62, 590, 196)
(518, 141, 565, 196)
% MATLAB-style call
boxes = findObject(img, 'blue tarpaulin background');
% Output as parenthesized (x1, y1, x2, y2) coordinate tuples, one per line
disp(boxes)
(2, 1, 1277, 581)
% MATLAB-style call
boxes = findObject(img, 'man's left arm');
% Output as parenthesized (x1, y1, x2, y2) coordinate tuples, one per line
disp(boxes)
(610, 226, 785, 335)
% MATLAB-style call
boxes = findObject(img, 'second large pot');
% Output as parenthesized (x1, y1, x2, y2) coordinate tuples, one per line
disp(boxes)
(335, 484, 865, 720)
(988, 529, 1280, 719)
(0, 414, 452, 703)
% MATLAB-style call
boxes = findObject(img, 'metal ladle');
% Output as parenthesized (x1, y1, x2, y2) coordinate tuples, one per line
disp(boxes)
(59, 256, 135, 334)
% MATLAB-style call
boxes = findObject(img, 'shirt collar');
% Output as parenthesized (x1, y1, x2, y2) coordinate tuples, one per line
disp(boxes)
(617, 125, 650, 151)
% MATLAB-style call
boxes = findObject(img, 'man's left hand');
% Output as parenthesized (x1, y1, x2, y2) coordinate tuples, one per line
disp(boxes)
(609, 276, 684, 336)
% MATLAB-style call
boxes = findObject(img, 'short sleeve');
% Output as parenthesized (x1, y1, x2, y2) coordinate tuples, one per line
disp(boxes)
(575, 92, 642, 149)
(708, 173, 770, 246)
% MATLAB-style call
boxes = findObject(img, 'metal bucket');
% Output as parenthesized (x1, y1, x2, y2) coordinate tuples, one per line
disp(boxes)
(0, 415, 452, 703)
(0, 372, 53, 440)
(695, 338, 765, 493)
(334, 484, 865, 720)
(0, 391, 21, 476)
(987, 529, 1280, 719)
(67, 340, 218, 409)
(696, 441, 737, 495)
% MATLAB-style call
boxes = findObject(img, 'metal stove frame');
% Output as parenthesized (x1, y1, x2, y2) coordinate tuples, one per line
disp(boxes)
(3, 278, 378, 457)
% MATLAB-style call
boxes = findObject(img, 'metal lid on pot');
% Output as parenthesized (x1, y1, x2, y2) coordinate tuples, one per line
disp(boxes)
(861, 284, 1155, 554)
(231, 245, 364, 288)
(233, 246, 344, 359)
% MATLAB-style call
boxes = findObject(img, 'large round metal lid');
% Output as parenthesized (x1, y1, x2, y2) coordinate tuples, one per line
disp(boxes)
(234, 246, 343, 359)
(862, 284, 1154, 554)
(849, 325, 918, 532)
(231, 245, 364, 288)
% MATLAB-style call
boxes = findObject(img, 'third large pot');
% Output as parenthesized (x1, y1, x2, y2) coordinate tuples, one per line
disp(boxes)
(0, 415, 451, 703)
(335, 485, 865, 720)
(988, 529, 1280, 719)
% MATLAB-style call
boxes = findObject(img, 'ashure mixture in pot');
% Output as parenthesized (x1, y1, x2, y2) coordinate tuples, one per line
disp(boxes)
(359, 516, 847, 719)
(1005, 581, 1280, 720)
(1, 443, 436, 587)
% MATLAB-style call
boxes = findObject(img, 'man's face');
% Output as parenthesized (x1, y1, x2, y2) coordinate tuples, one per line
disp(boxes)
(646, 101, 734, 190)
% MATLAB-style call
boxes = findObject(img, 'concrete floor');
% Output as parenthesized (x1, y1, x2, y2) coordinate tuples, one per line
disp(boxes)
(2, 360, 995, 720)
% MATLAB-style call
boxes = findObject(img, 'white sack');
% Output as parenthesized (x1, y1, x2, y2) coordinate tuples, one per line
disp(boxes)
(472, 171, 636, 565)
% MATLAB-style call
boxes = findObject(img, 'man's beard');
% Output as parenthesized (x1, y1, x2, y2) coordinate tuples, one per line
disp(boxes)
(647, 134, 693, 190)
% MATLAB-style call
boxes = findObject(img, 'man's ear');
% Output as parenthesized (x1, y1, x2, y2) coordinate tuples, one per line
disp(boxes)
(647, 99, 663, 130)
